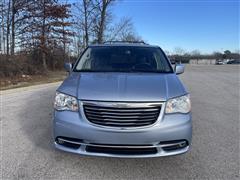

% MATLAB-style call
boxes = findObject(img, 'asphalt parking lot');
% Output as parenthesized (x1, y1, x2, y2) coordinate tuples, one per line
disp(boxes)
(1, 65, 239, 179)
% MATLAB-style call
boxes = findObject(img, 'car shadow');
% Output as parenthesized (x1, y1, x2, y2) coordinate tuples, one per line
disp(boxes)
(18, 86, 56, 152)
(18, 86, 202, 179)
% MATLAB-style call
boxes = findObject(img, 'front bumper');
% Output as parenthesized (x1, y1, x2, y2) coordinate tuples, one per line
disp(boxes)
(53, 109, 192, 158)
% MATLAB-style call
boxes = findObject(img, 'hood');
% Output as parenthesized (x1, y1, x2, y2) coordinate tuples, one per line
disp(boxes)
(58, 72, 187, 102)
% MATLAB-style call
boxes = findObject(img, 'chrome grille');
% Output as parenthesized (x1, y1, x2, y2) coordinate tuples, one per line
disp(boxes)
(83, 102, 162, 127)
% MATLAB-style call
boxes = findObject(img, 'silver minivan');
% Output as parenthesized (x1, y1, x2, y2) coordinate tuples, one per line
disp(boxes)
(53, 42, 192, 158)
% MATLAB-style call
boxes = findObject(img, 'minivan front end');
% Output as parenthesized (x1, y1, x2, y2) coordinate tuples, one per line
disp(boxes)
(53, 94, 191, 158)
(53, 44, 192, 158)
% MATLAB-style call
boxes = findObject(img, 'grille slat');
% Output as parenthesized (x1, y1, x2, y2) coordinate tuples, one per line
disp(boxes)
(88, 117, 157, 122)
(84, 106, 160, 112)
(85, 110, 159, 116)
(83, 102, 161, 128)
(87, 114, 158, 119)
(90, 120, 155, 127)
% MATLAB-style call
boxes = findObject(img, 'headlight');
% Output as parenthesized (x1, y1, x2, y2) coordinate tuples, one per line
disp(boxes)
(54, 92, 78, 111)
(165, 94, 191, 114)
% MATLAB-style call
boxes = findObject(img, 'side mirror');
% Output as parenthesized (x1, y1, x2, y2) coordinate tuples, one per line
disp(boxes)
(175, 64, 185, 75)
(64, 63, 72, 72)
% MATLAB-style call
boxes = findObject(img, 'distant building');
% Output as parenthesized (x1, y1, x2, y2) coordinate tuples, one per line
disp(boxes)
(189, 59, 216, 65)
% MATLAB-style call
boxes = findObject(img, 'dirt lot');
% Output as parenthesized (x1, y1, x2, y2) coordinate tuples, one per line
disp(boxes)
(1, 65, 239, 179)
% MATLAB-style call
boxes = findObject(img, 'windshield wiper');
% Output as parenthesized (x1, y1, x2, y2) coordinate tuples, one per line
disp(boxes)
(74, 69, 172, 73)
(129, 69, 172, 73)
(74, 69, 95, 72)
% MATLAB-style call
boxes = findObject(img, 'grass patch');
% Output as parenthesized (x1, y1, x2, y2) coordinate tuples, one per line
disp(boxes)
(0, 71, 67, 90)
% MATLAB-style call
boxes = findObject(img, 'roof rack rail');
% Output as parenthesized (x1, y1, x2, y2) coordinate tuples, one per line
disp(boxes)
(103, 41, 147, 45)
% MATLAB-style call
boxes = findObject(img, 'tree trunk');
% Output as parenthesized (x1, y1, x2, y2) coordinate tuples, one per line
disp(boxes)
(41, 0, 47, 71)
(62, 18, 66, 62)
(83, 0, 89, 46)
(97, 1, 106, 44)
(11, 0, 15, 55)
(6, 0, 10, 57)
(0, 0, 3, 53)
(2, 8, 5, 53)
(42, 51, 47, 70)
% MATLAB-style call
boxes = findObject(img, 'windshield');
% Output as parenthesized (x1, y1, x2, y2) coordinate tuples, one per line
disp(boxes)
(74, 46, 173, 73)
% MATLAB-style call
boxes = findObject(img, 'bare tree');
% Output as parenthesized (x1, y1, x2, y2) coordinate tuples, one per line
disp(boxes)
(0, 0, 30, 55)
(107, 17, 141, 41)
(0, 0, 142, 71)
(223, 50, 231, 59)
(15, 0, 73, 71)
(191, 50, 201, 56)
(174, 47, 185, 56)
(92, 0, 114, 43)
(213, 52, 223, 60)
(73, 0, 98, 47)
(49, 3, 74, 64)
(74, 0, 141, 48)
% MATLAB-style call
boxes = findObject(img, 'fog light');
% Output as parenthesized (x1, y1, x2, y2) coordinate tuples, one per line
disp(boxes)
(161, 140, 188, 151)
(179, 141, 187, 147)
(57, 138, 64, 145)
